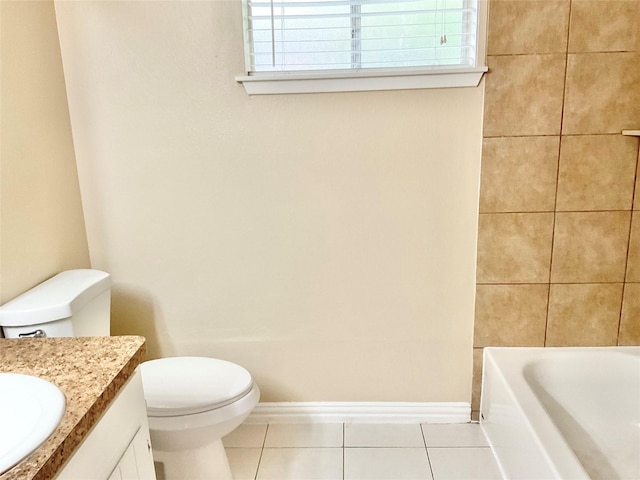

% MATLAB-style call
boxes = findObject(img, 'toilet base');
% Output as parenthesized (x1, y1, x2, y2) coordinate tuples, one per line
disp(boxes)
(152, 438, 233, 480)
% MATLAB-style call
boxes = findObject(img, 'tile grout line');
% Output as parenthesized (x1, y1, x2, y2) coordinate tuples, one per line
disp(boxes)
(479, 209, 638, 214)
(253, 423, 269, 480)
(618, 212, 636, 343)
(618, 143, 640, 344)
(545, 0, 573, 347)
(478, 281, 631, 285)
(483, 132, 632, 139)
(420, 424, 436, 480)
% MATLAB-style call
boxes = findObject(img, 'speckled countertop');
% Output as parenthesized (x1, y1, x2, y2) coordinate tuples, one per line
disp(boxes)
(0, 336, 146, 480)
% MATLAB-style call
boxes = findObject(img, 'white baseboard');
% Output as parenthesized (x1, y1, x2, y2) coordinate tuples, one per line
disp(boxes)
(245, 402, 470, 424)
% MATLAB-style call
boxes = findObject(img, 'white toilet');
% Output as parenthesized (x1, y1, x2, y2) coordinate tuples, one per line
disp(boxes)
(0, 269, 260, 480)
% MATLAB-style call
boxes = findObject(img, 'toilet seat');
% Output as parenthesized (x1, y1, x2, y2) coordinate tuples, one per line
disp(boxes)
(140, 357, 254, 417)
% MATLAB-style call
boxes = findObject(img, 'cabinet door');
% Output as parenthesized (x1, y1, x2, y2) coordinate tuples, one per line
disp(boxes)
(129, 425, 155, 479)
(107, 427, 154, 480)
(108, 441, 137, 480)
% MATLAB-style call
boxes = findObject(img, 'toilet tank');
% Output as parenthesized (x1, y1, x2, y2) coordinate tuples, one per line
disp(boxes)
(0, 270, 111, 339)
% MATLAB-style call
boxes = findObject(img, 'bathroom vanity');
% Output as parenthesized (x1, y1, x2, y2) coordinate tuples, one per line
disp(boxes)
(0, 336, 156, 480)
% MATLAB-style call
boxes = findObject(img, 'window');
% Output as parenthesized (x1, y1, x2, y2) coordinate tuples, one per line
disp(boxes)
(236, 0, 487, 94)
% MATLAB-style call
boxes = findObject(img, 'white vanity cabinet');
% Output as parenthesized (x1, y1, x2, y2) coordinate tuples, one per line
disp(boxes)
(55, 369, 156, 480)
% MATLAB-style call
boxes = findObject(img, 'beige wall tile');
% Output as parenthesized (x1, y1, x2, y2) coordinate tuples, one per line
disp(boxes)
(551, 211, 631, 282)
(546, 283, 623, 346)
(484, 55, 566, 137)
(471, 348, 483, 412)
(627, 213, 640, 282)
(563, 53, 640, 134)
(556, 135, 638, 211)
(477, 213, 554, 283)
(569, 0, 640, 53)
(488, 0, 570, 55)
(480, 136, 559, 213)
(619, 283, 640, 345)
(474, 284, 548, 347)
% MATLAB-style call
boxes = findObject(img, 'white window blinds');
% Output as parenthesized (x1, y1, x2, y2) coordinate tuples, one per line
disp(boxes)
(243, 0, 480, 74)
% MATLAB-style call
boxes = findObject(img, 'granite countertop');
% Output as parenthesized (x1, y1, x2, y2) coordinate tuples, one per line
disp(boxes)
(0, 336, 146, 480)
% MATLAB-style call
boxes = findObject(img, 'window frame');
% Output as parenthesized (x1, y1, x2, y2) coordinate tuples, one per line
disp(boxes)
(236, 0, 488, 95)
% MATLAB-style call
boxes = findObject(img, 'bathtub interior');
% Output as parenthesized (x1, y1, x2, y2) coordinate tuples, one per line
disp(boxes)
(480, 347, 640, 480)
(523, 352, 640, 480)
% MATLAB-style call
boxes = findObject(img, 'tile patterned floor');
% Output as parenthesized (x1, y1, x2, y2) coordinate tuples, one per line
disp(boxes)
(223, 423, 502, 480)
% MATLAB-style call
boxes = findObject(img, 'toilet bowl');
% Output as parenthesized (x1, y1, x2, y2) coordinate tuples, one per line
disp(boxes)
(0, 270, 260, 480)
(140, 356, 260, 479)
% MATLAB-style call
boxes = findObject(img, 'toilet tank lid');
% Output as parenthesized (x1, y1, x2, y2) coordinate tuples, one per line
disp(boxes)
(0, 270, 111, 327)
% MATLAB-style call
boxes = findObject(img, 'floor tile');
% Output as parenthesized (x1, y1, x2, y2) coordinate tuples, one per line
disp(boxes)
(428, 447, 502, 480)
(421, 424, 489, 447)
(223, 423, 268, 448)
(226, 448, 262, 480)
(344, 448, 433, 480)
(345, 423, 425, 447)
(256, 448, 343, 480)
(264, 423, 343, 447)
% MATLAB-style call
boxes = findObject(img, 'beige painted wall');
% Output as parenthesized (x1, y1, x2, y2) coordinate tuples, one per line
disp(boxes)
(55, 1, 484, 402)
(0, 0, 90, 304)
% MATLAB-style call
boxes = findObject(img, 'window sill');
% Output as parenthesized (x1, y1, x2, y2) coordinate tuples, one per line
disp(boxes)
(235, 67, 488, 95)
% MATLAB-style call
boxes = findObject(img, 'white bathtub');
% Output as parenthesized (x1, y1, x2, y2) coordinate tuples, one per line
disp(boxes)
(480, 347, 640, 480)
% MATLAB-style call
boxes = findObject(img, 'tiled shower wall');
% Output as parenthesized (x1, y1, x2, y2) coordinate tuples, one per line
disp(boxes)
(472, 0, 640, 419)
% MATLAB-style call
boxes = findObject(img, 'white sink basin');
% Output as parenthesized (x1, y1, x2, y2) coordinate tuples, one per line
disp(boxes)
(0, 373, 65, 474)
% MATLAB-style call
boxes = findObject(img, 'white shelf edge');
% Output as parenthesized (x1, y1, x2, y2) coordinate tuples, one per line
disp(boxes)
(622, 130, 640, 137)
(236, 67, 488, 95)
